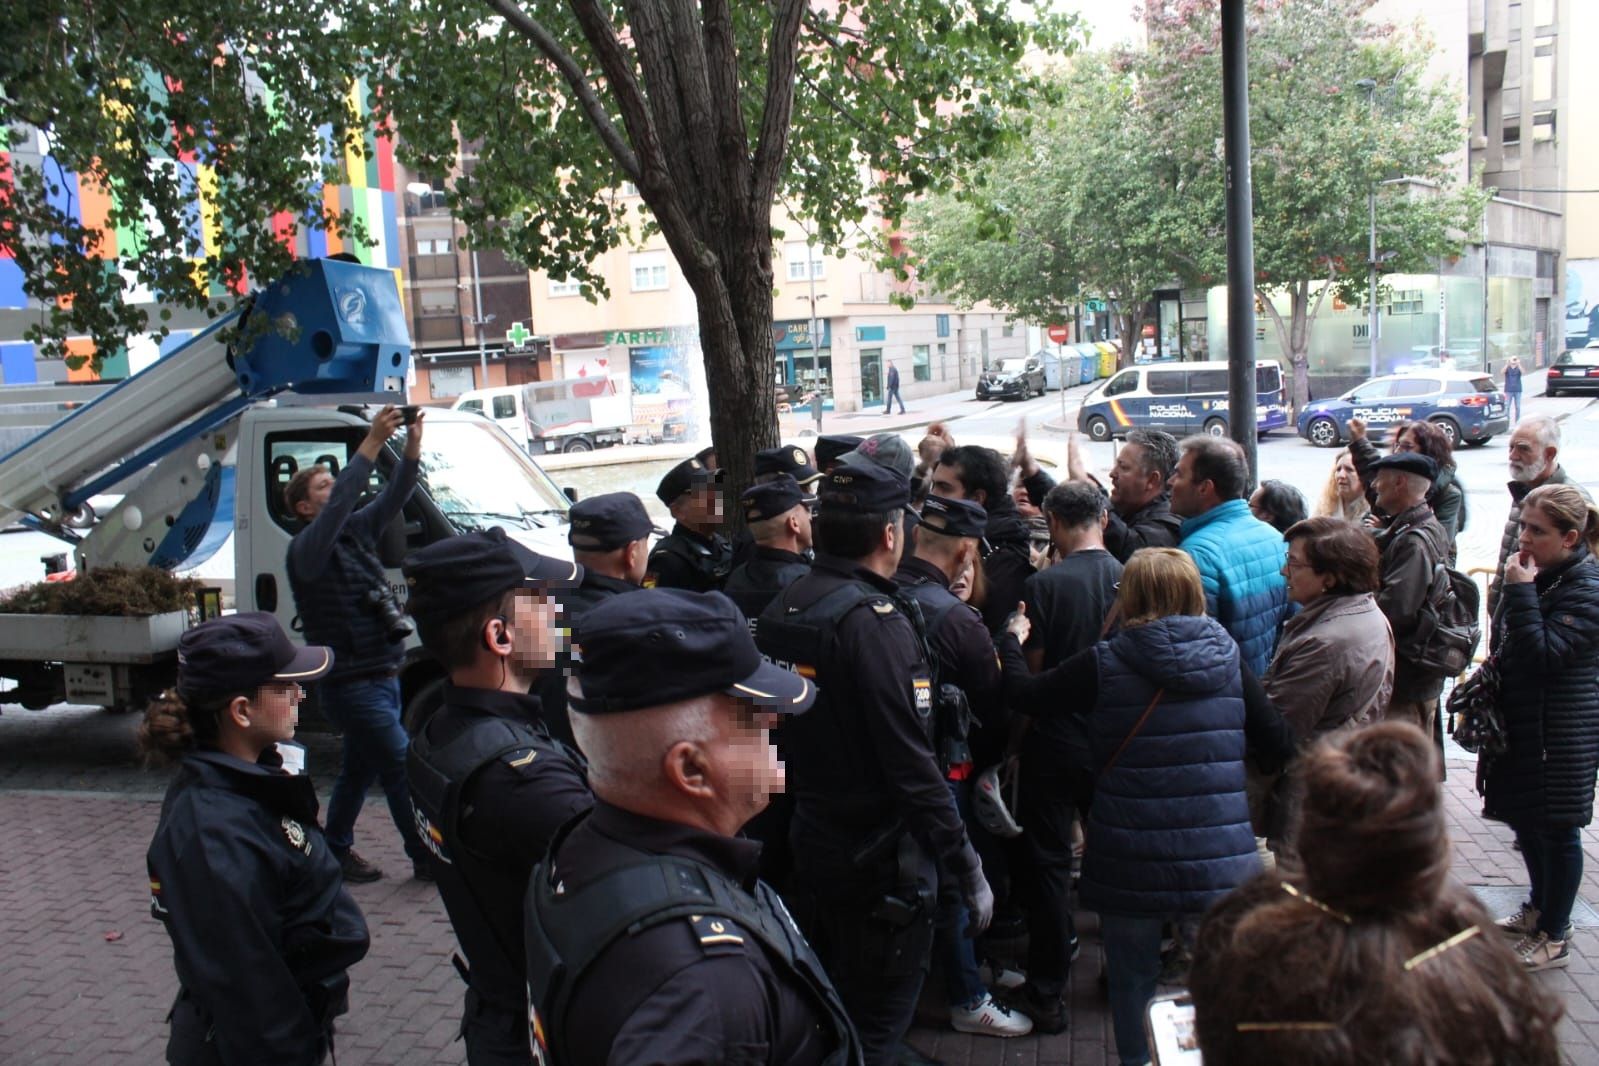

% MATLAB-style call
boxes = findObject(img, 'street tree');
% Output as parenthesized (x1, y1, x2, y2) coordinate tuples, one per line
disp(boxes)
(911, 55, 1215, 369)
(3, 1, 1080, 495)
(1137, 0, 1487, 409)
(1, 0, 369, 368)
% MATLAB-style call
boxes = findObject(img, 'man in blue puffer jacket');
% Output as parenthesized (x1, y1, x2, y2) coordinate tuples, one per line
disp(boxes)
(1169, 436, 1290, 676)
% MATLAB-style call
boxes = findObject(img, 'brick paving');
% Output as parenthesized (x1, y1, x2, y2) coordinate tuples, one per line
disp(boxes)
(3, 732, 1599, 1064)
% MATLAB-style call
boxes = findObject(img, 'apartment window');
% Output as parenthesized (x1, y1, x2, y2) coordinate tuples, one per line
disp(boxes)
(936, 314, 950, 338)
(414, 238, 452, 256)
(619, 181, 639, 197)
(418, 288, 458, 315)
(1388, 289, 1425, 315)
(912, 344, 931, 382)
(548, 276, 582, 298)
(784, 242, 824, 282)
(1533, 110, 1556, 142)
(1503, 117, 1521, 146)
(1534, 41, 1555, 101)
(631, 251, 669, 292)
(1002, 323, 1015, 338)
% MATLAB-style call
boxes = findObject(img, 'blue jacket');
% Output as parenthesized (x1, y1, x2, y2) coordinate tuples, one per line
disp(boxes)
(1078, 616, 1260, 917)
(1179, 498, 1289, 676)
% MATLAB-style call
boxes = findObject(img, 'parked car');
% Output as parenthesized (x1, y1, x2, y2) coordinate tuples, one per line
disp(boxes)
(1545, 348, 1599, 396)
(976, 356, 1046, 401)
(1297, 370, 1508, 449)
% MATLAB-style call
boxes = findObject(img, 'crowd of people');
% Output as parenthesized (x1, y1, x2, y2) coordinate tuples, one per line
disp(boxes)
(135, 401, 1599, 1066)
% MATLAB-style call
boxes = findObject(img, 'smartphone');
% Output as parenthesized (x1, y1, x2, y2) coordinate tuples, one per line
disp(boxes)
(401, 405, 420, 425)
(1146, 992, 1204, 1065)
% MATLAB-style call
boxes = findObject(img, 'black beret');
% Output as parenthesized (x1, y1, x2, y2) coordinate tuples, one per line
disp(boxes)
(1369, 451, 1439, 483)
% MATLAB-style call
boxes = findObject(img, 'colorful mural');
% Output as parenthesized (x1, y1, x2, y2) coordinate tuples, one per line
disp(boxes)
(1566, 261, 1599, 351)
(0, 79, 404, 385)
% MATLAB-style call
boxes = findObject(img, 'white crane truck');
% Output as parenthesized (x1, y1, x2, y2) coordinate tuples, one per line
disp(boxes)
(0, 258, 572, 724)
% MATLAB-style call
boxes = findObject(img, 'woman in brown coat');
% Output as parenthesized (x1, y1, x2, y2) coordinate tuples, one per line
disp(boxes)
(1265, 517, 1395, 741)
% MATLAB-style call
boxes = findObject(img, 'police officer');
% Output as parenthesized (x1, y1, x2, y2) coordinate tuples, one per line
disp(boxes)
(723, 475, 815, 620)
(893, 496, 1033, 1038)
(142, 613, 367, 1066)
(729, 445, 826, 569)
(537, 491, 661, 746)
(403, 529, 594, 1065)
(525, 589, 862, 1066)
(646, 456, 732, 592)
(757, 462, 994, 1066)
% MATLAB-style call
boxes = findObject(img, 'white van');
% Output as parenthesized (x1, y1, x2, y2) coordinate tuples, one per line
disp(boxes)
(1077, 359, 1289, 441)
(454, 378, 633, 454)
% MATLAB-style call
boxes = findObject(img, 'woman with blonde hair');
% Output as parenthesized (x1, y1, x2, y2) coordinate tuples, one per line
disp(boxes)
(1000, 547, 1294, 1066)
(1484, 483, 1599, 971)
(1316, 449, 1370, 522)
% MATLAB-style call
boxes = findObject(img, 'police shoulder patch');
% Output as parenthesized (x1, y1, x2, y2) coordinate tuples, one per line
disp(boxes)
(505, 749, 538, 769)
(871, 601, 896, 616)
(689, 913, 746, 954)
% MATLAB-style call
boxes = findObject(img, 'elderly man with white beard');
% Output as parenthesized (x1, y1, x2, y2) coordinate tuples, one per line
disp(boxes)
(1490, 416, 1592, 615)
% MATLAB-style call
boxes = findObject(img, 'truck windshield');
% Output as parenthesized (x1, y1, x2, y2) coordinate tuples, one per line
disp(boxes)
(415, 420, 571, 531)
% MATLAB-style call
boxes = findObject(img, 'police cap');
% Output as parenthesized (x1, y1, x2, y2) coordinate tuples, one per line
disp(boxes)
(568, 492, 665, 551)
(177, 612, 333, 695)
(403, 527, 581, 621)
(817, 461, 913, 516)
(917, 494, 988, 539)
(571, 589, 814, 714)
(741, 475, 812, 524)
(814, 434, 865, 470)
(1369, 451, 1439, 484)
(755, 445, 821, 487)
(656, 457, 723, 506)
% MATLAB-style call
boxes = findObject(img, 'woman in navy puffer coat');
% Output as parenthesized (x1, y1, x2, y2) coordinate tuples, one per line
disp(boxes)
(1002, 548, 1294, 1066)
(1482, 483, 1599, 973)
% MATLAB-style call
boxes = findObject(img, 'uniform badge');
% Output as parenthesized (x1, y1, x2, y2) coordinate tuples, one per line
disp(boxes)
(280, 816, 312, 856)
(791, 447, 807, 466)
(913, 677, 933, 717)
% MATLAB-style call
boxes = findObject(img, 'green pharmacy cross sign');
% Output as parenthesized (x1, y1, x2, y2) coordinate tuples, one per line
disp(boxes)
(506, 322, 533, 349)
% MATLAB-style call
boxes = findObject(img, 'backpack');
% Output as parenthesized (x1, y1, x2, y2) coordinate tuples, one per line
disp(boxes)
(1401, 529, 1482, 680)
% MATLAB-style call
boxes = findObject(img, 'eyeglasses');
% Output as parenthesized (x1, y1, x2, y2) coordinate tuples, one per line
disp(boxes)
(1282, 559, 1315, 573)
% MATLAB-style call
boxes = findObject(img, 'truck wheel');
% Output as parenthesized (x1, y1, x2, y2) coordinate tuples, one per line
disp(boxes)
(562, 437, 594, 454)
(1085, 416, 1111, 442)
(1203, 417, 1228, 438)
(1306, 417, 1339, 448)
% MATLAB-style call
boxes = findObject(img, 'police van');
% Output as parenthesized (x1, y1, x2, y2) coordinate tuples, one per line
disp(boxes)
(1076, 360, 1289, 442)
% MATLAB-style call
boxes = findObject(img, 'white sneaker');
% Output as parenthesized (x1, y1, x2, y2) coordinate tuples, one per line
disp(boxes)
(950, 993, 1034, 1037)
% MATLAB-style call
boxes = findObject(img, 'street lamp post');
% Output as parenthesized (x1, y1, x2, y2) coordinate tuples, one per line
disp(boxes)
(804, 273, 827, 435)
(1356, 79, 1379, 379)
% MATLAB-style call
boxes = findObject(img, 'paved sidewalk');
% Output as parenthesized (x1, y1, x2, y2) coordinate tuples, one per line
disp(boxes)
(4, 738, 1599, 1063)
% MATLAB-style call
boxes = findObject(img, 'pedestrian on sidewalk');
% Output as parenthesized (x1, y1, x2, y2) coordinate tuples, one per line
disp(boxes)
(1503, 355, 1524, 423)
(141, 613, 369, 1066)
(1188, 722, 1561, 1065)
(884, 361, 906, 414)
(1483, 484, 1599, 972)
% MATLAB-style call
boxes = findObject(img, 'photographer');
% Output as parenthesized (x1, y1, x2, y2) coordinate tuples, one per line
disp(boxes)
(285, 404, 429, 884)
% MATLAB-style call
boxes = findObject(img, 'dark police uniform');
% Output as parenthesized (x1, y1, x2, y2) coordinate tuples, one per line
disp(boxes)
(731, 446, 824, 569)
(724, 476, 814, 621)
(814, 434, 865, 473)
(402, 531, 593, 1066)
(524, 589, 860, 1066)
(540, 493, 658, 745)
(648, 458, 731, 592)
(756, 466, 988, 1066)
(147, 614, 367, 1066)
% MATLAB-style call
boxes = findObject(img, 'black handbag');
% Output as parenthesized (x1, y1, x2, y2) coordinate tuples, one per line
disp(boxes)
(1447, 657, 1506, 758)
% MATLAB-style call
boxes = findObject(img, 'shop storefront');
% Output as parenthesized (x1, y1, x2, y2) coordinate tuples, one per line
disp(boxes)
(773, 319, 832, 405)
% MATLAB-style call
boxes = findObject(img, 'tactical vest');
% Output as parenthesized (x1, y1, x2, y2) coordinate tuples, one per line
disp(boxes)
(647, 531, 732, 591)
(724, 555, 811, 622)
(407, 711, 558, 1011)
(894, 576, 977, 774)
(525, 815, 862, 1066)
(756, 575, 934, 829)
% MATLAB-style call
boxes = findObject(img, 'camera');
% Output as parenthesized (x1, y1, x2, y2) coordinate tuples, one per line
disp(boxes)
(401, 405, 420, 425)
(367, 585, 414, 643)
